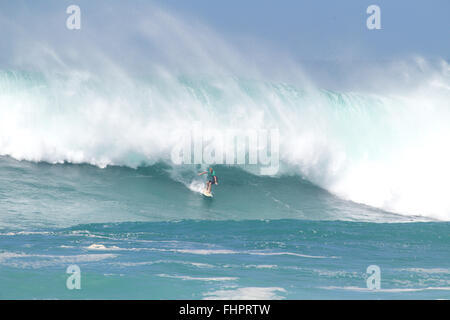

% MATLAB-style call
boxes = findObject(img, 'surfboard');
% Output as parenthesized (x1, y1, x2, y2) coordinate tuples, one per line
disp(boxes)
(202, 189, 213, 197)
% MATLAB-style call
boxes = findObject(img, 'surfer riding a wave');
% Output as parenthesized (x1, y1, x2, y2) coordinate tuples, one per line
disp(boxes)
(198, 167, 218, 195)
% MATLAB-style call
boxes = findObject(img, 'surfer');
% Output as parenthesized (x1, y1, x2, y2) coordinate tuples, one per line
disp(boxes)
(198, 167, 218, 194)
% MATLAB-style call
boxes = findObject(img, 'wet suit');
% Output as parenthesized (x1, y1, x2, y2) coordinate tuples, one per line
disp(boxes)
(207, 170, 217, 185)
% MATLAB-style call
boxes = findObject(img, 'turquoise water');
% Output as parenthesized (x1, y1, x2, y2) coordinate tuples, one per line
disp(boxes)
(1, 68, 450, 299)
(0, 157, 449, 299)
(1, 0, 449, 300)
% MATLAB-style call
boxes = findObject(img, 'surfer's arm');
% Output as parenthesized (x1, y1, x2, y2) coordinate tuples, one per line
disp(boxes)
(214, 176, 218, 185)
(198, 171, 207, 176)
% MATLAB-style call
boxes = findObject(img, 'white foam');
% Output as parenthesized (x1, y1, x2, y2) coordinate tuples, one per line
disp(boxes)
(157, 273, 237, 282)
(247, 251, 335, 259)
(188, 180, 206, 194)
(171, 249, 237, 255)
(0, 231, 52, 236)
(0, 251, 118, 268)
(398, 268, 450, 274)
(320, 286, 450, 293)
(112, 260, 214, 268)
(203, 287, 286, 300)
(245, 264, 278, 269)
(86, 244, 122, 251)
(146, 247, 335, 259)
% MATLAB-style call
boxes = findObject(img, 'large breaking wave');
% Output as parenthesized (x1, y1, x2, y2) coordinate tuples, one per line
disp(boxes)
(0, 2, 449, 221)
(1, 67, 449, 221)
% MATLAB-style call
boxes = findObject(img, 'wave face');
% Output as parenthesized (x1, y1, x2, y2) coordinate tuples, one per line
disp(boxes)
(1, 156, 423, 230)
(1, 65, 450, 221)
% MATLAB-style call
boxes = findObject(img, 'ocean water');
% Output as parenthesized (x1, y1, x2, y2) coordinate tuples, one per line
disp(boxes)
(0, 39, 450, 298)
(0, 157, 449, 299)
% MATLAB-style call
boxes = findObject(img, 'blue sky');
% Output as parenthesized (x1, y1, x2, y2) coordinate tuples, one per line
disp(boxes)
(0, 0, 448, 90)
(1, 0, 448, 62)
(155, 0, 449, 61)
